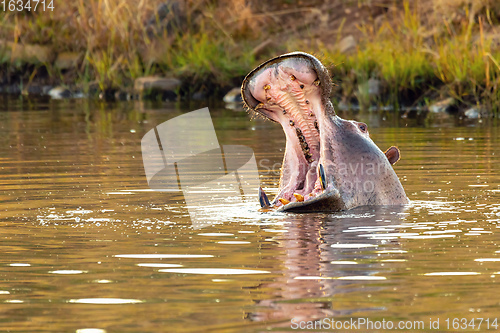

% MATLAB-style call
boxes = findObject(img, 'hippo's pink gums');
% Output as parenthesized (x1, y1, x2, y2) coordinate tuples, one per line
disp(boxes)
(241, 52, 409, 212)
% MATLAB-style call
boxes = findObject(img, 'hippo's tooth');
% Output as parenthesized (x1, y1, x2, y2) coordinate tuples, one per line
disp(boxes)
(319, 163, 326, 190)
(278, 198, 290, 205)
(259, 187, 271, 208)
(293, 193, 304, 202)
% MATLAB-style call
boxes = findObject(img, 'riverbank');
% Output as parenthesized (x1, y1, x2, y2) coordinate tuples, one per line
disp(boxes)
(1, 0, 499, 114)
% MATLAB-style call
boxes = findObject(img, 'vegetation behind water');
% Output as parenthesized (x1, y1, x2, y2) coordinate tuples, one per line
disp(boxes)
(1, 0, 500, 111)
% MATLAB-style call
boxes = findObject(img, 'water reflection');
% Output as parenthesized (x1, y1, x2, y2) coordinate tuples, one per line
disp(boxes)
(250, 206, 406, 323)
(50, 270, 87, 275)
(158, 268, 270, 275)
(69, 298, 143, 304)
(1, 98, 500, 331)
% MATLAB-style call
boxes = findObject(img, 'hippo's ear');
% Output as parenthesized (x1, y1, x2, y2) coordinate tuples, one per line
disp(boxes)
(384, 146, 400, 165)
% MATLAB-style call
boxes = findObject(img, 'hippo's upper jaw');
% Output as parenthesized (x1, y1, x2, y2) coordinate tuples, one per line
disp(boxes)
(242, 52, 409, 213)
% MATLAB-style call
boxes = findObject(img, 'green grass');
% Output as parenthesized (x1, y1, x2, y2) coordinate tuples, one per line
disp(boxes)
(158, 30, 255, 85)
(432, 17, 500, 110)
(316, 1, 500, 110)
(0, 0, 499, 111)
(316, 4, 435, 107)
(0, 0, 258, 92)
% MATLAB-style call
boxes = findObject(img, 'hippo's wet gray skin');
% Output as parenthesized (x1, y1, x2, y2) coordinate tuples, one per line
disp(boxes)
(241, 52, 409, 213)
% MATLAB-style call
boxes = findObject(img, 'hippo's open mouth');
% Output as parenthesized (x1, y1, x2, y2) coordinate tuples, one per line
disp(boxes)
(241, 52, 409, 213)
(241, 52, 339, 212)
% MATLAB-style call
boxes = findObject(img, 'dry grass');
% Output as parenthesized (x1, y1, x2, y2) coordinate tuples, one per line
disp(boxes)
(312, 0, 500, 110)
(0, 0, 499, 110)
(0, 0, 261, 90)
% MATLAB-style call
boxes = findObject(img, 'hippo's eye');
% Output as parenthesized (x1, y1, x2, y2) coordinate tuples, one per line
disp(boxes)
(358, 123, 367, 133)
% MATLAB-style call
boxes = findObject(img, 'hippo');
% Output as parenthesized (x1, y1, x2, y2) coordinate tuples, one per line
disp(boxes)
(241, 52, 409, 213)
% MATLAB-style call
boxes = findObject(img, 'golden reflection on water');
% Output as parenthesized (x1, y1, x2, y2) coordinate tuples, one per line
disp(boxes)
(0, 99, 500, 331)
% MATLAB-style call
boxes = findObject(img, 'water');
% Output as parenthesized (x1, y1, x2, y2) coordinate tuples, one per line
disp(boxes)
(1, 97, 500, 332)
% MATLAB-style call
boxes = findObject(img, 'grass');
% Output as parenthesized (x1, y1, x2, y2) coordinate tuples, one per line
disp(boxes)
(316, 0, 500, 111)
(432, 17, 500, 110)
(0, 0, 499, 112)
(0, 0, 258, 91)
(159, 30, 255, 86)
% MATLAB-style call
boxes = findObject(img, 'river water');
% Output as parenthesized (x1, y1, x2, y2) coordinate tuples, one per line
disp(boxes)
(1, 97, 500, 332)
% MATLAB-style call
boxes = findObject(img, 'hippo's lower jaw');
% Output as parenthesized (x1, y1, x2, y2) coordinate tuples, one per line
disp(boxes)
(274, 188, 343, 213)
(242, 52, 409, 213)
